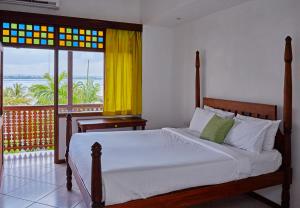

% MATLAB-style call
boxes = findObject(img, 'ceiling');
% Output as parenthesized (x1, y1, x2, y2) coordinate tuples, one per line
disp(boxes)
(0, 0, 254, 27)
(141, 0, 254, 27)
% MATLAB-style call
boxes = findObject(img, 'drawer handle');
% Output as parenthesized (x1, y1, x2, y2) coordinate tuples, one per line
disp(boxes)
(114, 124, 118, 128)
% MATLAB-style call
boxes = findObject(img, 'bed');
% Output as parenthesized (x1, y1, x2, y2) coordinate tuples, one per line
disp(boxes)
(65, 36, 293, 208)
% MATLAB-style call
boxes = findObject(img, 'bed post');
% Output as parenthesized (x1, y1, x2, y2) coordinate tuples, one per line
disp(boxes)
(196, 51, 201, 108)
(91, 142, 104, 208)
(282, 36, 293, 208)
(66, 113, 73, 191)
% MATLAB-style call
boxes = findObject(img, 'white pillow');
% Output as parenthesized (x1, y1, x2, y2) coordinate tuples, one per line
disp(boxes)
(189, 108, 215, 134)
(204, 105, 235, 119)
(225, 118, 272, 154)
(236, 114, 281, 151)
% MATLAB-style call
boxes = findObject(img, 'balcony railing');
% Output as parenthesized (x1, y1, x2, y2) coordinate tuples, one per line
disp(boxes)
(3, 104, 102, 153)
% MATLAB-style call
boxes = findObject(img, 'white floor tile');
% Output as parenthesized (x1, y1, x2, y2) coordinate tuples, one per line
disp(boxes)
(6, 180, 58, 201)
(74, 201, 87, 208)
(26, 202, 55, 208)
(0, 176, 30, 194)
(0, 194, 33, 208)
(38, 185, 82, 208)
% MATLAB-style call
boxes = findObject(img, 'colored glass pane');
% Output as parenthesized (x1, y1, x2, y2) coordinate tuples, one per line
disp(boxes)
(48, 39, 54, 45)
(73, 28, 79, 34)
(11, 23, 18, 29)
(26, 25, 33, 30)
(3, 30, 9, 36)
(48, 33, 54, 39)
(98, 43, 103, 48)
(34, 32, 40, 38)
(3, 22, 55, 46)
(57, 26, 104, 49)
(59, 34, 65, 40)
(11, 37, 17, 43)
(41, 33, 47, 38)
(79, 36, 85, 41)
(3, 22, 10, 29)
(19, 31, 25, 37)
(26, 31, 33, 37)
(34, 39, 40, 44)
(19, 24, 25, 30)
(34, 25, 40, 31)
(41, 26, 47, 31)
(26, 38, 32, 44)
(11, 30, 17, 36)
(41, 39, 47, 45)
(98, 37, 104, 42)
(18, 37, 25, 44)
(3, 37, 10, 43)
(66, 41, 72, 46)
(48, 26, 54, 32)
(59, 41, 65, 46)
(73, 42, 79, 47)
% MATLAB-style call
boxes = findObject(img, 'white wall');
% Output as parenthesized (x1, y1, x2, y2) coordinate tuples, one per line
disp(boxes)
(173, 0, 300, 206)
(0, 0, 141, 23)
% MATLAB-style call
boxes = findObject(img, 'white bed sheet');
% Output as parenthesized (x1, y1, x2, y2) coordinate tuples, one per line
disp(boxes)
(69, 128, 281, 206)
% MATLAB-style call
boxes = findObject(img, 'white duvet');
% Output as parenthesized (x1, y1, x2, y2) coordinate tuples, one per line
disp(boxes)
(69, 128, 281, 206)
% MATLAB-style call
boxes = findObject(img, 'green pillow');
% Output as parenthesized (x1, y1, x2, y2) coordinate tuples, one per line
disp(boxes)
(200, 115, 235, 144)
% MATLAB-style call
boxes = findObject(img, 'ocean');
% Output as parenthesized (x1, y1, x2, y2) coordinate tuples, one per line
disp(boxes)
(4, 78, 104, 95)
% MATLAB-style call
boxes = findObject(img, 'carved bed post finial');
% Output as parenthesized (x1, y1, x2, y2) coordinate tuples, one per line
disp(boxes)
(196, 51, 201, 108)
(282, 36, 293, 208)
(91, 142, 104, 208)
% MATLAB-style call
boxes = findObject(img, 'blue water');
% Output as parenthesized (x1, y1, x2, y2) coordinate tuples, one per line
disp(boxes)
(4, 78, 104, 95)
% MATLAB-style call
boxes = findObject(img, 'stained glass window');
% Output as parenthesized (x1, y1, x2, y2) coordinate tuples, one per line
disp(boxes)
(1, 22, 55, 46)
(58, 27, 104, 49)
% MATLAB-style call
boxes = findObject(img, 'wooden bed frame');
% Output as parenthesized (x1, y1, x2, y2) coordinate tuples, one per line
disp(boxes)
(65, 36, 293, 208)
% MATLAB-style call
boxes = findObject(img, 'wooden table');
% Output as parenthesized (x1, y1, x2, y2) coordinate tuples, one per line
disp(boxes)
(77, 117, 147, 132)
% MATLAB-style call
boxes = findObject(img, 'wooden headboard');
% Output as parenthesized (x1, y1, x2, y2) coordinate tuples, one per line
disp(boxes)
(203, 98, 277, 120)
(195, 37, 293, 183)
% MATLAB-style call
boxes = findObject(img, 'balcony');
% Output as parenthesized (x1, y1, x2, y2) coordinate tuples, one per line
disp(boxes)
(3, 104, 102, 154)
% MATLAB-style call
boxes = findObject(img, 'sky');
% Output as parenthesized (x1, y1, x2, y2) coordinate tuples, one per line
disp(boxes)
(3, 47, 104, 77)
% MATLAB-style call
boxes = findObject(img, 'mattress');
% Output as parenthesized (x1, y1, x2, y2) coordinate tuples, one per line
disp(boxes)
(69, 128, 281, 206)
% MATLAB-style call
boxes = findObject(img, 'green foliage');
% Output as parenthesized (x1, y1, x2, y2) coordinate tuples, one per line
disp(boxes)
(73, 79, 101, 104)
(4, 72, 101, 106)
(4, 83, 32, 105)
(29, 72, 68, 105)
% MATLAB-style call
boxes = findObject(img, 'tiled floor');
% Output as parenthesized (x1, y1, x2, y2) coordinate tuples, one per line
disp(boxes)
(0, 151, 270, 208)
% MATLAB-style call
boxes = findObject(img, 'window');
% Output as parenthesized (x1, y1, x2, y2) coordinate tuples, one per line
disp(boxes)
(58, 50, 104, 113)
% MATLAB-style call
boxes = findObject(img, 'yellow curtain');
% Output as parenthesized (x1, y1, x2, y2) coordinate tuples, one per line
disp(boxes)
(103, 29, 142, 115)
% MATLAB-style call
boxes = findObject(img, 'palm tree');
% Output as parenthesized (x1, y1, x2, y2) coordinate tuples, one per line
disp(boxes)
(4, 83, 32, 106)
(29, 72, 68, 105)
(73, 79, 100, 104)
